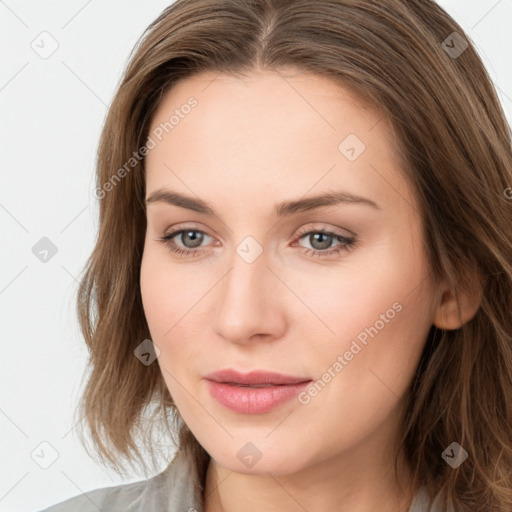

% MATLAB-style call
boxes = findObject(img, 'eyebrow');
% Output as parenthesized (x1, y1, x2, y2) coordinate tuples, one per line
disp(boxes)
(145, 188, 381, 216)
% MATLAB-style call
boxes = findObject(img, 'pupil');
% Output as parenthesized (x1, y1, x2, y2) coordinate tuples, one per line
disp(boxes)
(311, 232, 332, 250)
(183, 230, 203, 248)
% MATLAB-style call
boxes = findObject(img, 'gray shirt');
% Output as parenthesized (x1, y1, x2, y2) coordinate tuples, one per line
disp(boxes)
(38, 449, 445, 512)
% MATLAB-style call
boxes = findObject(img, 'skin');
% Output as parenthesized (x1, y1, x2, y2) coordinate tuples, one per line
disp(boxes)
(140, 67, 482, 512)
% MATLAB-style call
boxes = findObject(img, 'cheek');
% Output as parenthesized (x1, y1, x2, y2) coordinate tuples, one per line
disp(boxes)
(140, 245, 197, 336)
(140, 252, 193, 405)
(329, 304, 431, 424)
(329, 229, 431, 350)
(140, 252, 168, 335)
(140, 273, 210, 433)
(139, 246, 209, 375)
(295, 253, 422, 346)
(301, 241, 433, 393)
(295, 279, 433, 451)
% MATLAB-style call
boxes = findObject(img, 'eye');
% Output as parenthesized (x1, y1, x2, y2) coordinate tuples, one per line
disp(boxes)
(157, 225, 357, 258)
(294, 227, 356, 257)
(158, 227, 213, 257)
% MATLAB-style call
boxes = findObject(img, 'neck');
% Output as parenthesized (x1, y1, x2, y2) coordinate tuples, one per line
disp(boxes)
(202, 438, 418, 512)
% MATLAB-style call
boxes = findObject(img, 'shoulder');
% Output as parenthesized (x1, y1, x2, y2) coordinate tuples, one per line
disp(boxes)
(408, 485, 454, 512)
(37, 449, 204, 512)
(37, 477, 149, 512)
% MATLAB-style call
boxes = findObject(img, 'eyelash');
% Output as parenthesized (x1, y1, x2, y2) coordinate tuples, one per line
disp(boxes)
(157, 225, 356, 259)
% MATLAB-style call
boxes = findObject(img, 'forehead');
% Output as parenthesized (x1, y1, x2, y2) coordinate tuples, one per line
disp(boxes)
(145, 68, 413, 214)
(148, 68, 391, 148)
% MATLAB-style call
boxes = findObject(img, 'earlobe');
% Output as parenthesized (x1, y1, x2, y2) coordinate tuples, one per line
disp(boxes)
(433, 271, 486, 330)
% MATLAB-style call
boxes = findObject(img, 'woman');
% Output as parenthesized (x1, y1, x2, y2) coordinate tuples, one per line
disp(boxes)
(40, 0, 512, 511)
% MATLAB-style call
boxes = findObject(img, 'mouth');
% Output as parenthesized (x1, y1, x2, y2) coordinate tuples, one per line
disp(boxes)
(203, 369, 312, 414)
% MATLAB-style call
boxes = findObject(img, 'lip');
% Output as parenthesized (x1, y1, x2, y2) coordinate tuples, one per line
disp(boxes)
(204, 368, 311, 386)
(204, 369, 312, 414)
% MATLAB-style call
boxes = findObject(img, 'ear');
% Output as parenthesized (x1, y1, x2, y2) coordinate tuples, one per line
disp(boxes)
(433, 269, 486, 330)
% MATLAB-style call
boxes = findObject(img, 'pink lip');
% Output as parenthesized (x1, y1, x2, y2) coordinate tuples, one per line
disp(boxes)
(204, 369, 312, 414)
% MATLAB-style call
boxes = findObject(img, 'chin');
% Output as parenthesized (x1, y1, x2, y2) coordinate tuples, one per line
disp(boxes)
(202, 436, 308, 475)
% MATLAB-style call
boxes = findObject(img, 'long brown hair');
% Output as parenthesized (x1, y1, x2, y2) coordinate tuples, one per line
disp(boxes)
(75, 0, 512, 509)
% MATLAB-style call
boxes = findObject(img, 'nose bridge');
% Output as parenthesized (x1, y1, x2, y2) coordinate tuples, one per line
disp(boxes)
(224, 230, 271, 291)
(213, 237, 286, 343)
(231, 238, 269, 294)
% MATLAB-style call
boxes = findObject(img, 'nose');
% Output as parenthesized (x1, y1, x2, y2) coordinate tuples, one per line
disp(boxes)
(212, 247, 288, 345)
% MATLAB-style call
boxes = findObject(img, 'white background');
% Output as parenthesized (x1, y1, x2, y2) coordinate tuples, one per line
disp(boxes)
(1, 1, 511, 511)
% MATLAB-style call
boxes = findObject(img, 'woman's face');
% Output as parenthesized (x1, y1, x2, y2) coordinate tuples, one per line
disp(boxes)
(140, 68, 438, 476)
